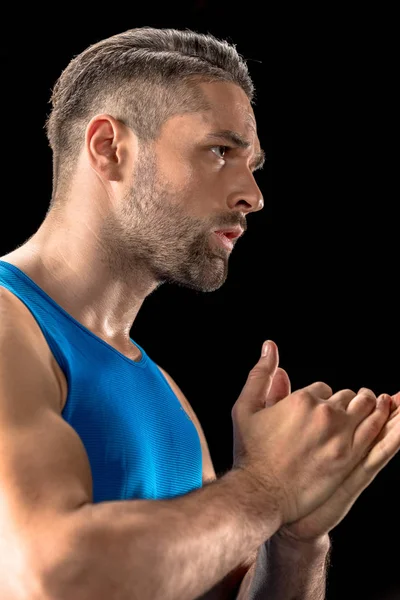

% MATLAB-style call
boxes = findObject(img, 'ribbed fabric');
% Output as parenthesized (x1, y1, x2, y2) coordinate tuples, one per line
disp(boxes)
(0, 260, 202, 502)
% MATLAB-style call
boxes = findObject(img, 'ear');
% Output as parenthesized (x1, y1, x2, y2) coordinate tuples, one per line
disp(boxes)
(85, 114, 135, 182)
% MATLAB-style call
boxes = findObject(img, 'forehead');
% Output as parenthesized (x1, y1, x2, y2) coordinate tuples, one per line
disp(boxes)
(159, 81, 260, 150)
(194, 81, 259, 145)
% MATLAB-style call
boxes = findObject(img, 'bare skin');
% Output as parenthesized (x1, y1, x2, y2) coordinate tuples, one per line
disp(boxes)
(0, 81, 266, 598)
(1, 81, 264, 357)
(3, 79, 398, 599)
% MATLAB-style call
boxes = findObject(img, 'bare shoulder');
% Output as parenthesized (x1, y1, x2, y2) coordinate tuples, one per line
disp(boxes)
(0, 284, 94, 594)
(1, 283, 43, 336)
(0, 284, 47, 352)
(0, 285, 65, 413)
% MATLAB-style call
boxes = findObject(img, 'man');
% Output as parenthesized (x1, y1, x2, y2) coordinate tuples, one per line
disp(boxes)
(0, 27, 399, 600)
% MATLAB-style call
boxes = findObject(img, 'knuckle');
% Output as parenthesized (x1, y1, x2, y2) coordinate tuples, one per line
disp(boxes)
(293, 390, 313, 407)
(317, 401, 335, 418)
(317, 381, 333, 395)
(231, 402, 241, 420)
(358, 391, 377, 404)
(330, 439, 349, 461)
(247, 365, 268, 382)
(313, 381, 326, 389)
(358, 387, 374, 396)
(315, 402, 340, 429)
(231, 401, 241, 417)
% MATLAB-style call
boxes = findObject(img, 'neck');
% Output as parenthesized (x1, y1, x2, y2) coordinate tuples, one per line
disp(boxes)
(2, 210, 160, 344)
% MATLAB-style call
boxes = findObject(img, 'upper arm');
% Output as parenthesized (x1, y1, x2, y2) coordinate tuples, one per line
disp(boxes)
(0, 288, 93, 593)
(157, 365, 217, 485)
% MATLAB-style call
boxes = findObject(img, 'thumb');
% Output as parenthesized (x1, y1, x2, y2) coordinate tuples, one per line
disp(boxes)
(264, 367, 291, 407)
(236, 340, 279, 415)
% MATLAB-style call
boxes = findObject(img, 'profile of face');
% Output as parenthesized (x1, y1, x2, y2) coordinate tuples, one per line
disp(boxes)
(101, 81, 264, 292)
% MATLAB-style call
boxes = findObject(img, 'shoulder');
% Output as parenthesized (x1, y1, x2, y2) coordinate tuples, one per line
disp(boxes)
(0, 285, 65, 413)
(0, 285, 39, 338)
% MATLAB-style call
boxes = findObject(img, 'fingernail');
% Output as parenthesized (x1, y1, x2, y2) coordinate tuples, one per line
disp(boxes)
(378, 394, 389, 406)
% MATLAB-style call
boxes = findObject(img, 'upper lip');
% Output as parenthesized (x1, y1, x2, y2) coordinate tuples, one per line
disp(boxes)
(213, 226, 244, 240)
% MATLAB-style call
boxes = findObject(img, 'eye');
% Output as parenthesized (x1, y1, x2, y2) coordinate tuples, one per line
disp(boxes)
(211, 145, 231, 160)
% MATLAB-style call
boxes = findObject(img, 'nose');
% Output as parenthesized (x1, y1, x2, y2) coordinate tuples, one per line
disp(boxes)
(227, 172, 264, 214)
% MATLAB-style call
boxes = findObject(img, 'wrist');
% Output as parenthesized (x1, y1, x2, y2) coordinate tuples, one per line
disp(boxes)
(272, 531, 331, 557)
(231, 466, 284, 534)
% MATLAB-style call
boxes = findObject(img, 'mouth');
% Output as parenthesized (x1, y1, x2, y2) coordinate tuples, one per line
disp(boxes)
(213, 226, 244, 241)
(212, 231, 235, 251)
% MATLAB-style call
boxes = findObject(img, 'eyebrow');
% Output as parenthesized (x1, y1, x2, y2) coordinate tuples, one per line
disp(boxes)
(204, 129, 266, 171)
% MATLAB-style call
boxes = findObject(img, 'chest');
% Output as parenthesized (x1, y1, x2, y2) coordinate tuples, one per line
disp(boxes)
(59, 356, 203, 501)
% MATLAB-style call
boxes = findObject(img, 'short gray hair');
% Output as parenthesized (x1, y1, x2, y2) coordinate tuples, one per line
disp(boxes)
(45, 27, 255, 206)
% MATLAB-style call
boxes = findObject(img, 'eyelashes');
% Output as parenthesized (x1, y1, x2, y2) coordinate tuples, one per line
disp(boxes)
(210, 145, 232, 160)
(209, 146, 258, 175)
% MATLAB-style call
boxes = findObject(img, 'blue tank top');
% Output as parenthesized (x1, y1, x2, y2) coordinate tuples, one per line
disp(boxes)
(0, 260, 202, 503)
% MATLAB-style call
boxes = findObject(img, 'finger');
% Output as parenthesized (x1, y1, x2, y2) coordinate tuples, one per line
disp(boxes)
(346, 388, 377, 419)
(264, 368, 291, 407)
(328, 388, 357, 410)
(304, 381, 333, 400)
(236, 340, 279, 415)
(388, 405, 400, 423)
(362, 398, 400, 472)
(391, 391, 400, 410)
(319, 398, 400, 522)
(352, 394, 391, 459)
(387, 391, 400, 422)
(333, 401, 399, 504)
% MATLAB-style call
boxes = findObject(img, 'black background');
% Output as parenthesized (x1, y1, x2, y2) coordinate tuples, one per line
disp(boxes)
(1, 4, 398, 599)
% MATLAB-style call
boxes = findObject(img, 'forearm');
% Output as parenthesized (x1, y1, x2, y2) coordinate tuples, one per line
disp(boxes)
(196, 547, 259, 600)
(41, 469, 282, 600)
(236, 534, 331, 600)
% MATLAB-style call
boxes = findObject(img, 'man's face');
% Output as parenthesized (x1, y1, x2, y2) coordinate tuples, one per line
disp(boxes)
(108, 81, 264, 292)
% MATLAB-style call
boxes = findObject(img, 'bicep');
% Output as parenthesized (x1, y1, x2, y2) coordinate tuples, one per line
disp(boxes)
(0, 290, 93, 588)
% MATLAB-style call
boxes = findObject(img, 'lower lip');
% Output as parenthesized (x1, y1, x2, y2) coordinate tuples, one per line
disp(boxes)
(213, 232, 234, 251)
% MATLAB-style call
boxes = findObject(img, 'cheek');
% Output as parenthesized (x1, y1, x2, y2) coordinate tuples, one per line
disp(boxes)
(157, 150, 194, 189)
(198, 173, 226, 202)
(158, 154, 225, 208)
